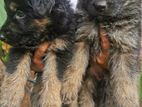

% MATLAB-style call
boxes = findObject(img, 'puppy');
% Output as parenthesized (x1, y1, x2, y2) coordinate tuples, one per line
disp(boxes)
(61, 0, 141, 107)
(0, 0, 75, 107)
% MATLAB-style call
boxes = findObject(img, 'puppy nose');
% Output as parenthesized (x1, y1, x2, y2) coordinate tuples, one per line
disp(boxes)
(0, 34, 6, 41)
(93, 0, 107, 12)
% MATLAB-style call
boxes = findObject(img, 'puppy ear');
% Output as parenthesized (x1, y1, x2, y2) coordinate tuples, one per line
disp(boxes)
(28, 0, 55, 15)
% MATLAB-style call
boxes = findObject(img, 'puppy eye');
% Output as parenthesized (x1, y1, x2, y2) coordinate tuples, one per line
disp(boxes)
(9, 2, 17, 12)
(15, 10, 25, 19)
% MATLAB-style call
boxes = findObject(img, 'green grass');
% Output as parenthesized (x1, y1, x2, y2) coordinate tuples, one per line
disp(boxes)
(0, 0, 8, 63)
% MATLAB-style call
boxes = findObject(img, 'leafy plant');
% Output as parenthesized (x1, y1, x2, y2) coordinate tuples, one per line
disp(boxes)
(0, 41, 10, 64)
(0, 0, 9, 64)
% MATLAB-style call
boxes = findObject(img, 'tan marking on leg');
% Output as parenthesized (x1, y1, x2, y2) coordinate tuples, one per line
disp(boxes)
(109, 53, 140, 107)
(0, 53, 31, 107)
(68, 98, 78, 107)
(31, 52, 61, 107)
(78, 74, 95, 107)
(61, 42, 89, 104)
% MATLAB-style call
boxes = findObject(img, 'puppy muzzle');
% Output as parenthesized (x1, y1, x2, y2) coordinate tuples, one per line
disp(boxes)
(93, 0, 107, 12)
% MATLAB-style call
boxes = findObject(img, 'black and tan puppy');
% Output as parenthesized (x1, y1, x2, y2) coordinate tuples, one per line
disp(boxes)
(0, 0, 75, 107)
(61, 0, 141, 107)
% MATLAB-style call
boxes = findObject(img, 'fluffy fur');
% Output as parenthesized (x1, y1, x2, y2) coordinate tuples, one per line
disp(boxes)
(0, 0, 75, 107)
(61, 0, 141, 107)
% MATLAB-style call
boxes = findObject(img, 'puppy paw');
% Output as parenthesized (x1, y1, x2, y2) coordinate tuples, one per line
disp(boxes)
(48, 39, 67, 52)
(45, 103, 61, 107)
(48, 42, 57, 51)
(61, 82, 78, 104)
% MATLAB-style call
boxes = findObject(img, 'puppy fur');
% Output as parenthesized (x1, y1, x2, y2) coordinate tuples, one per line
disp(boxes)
(61, 0, 141, 107)
(0, 0, 75, 107)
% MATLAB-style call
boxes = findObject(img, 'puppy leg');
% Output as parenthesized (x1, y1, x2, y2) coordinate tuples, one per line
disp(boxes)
(68, 99, 78, 107)
(31, 52, 61, 107)
(31, 73, 43, 107)
(0, 48, 31, 107)
(106, 53, 140, 107)
(78, 74, 95, 107)
(61, 42, 89, 104)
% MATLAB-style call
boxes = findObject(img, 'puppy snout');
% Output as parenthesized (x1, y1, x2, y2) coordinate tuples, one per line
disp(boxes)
(93, 0, 107, 12)
(0, 34, 6, 41)
(0, 28, 8, 42)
